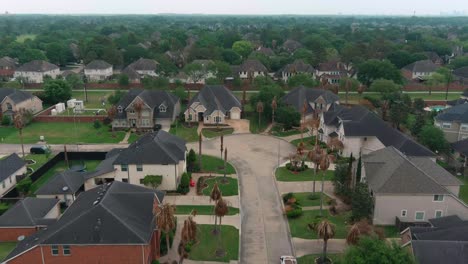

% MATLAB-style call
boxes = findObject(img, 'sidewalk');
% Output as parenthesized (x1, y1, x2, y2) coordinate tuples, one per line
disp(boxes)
(164, 195, 240, 209)
(293, 238, 347, 257)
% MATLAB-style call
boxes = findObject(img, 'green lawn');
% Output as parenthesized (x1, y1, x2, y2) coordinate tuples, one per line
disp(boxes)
(271, 124, 301, 137)
(246, 113, 270, 134)
(24, 154, 50, 173)
(297, 254, 341, 264)
(189, 224, 239, 262)
(202, 177, 239, 196)
(288, 210, 351, 239)
(175, 205, 239, 215)
(200, 155, 236, 174)
(0, 242, 16, 260)
(285, 192, 332, 207)
(127, 132, 141, 144)
(16, 34, 37, 43)
(457, 176, 468, 204)
(169, 121, 199, 142)
(275, 167, 334, 182)
(28, 160, 101, 194)
(71, 90, 114, 109)
(202, 128, 234, 139)
(291, 136, 327, 150)
(342, 92, 460, 103)
(0, 122, 125, 144)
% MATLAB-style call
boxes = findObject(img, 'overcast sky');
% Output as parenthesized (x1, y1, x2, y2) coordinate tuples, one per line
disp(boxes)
(3, 0, 468, 16)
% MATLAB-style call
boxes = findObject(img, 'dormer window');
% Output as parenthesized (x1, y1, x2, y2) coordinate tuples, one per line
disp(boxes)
(159, 105, 167, 113)
(117, 106, 123, 113)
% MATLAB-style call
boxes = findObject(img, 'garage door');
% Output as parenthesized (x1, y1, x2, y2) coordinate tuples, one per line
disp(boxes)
(230, 111, 240, 119)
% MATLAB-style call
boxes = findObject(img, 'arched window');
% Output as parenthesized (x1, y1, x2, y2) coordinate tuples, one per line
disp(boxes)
(117, 106, 123, 113)
(159, 105, 167, 113)
(6, 103, 12, 111)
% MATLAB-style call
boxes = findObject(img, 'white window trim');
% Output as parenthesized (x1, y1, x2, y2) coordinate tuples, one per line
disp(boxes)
(159, 105, 167, 113)
(51, 245, 59, 256)
(433, 195, 444, 202)
(63, 245, 71, 256)
(401, 210, 408, 217)
(442, 123, 451, 129)
(117, 106, 123, 113)
(435, 210, 443, 218)
(415, 211, 425, 221)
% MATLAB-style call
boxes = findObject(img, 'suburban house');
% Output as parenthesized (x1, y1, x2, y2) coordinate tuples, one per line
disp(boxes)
(112, 89, 180, 130)
(402, 60, 440, 80)
(453, 66, 468, 85)
(127, 58, 159, 78)
(446, 89, 468, 107)
(281, 86, 339, 123)
(0, 56, 18, 80)
(2, 182, 164, 264)
(253, 46, 275, 57)
(319, 105, 435, 158)
(0, 198, 60, 242)
(84, 130, 187, 191)
(171, 60, 216, 84)
(451, 138, 468, 168)
(401, 215, 468, 264)
(0, 153, 27, 198)
(84, 60, 113, 82)
(0, 88, 43, 118)
(435, 103, 468, 142)
(361, 147, 467, 226)
(14, 60, 60, 83)
(184, 85, 242, 124)
(279, 60, 315, 82)
(237, 59, 268, 79)
(35, 170, 86, 206)
(282, 39, 303, 54)
(165, 50, 185, 68)
(121, 66, 141, 83)
(424, 51, 444, 65)
(315, 61, 349, 84)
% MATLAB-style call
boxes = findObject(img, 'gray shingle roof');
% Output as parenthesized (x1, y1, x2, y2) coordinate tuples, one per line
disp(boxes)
(317, 60, 347, 72)
(453, 66, 468, 79)
(452, 138, 468, 156)
(255, 46, 275, 57)
(16, 60, 59, 72)
(363, 147, 449, 194)
(428, 215, 464, 228)
(4, 182, 165, 262)
(0, 153, 26, 183)
(412, 241, 468, 264)
(85, 60, 112, 70)
(84, 152, 120, 180)
(115, 90, 179, 120)
(282, 60, 315, 74)
(0, 197, 59, 227)
(0, 88, 37, 104)
(121, 66, 140, 80)
(282, 39, 303, 52)
(408, 157, 462, 186)
(238, 59, 267, 72)
(35, 170, 86, 195)
(436, 103, 468, 123)
(113, 130, 186, 165)
(0, 56, 17, 68)
(281, 86, 340, 114)
(127, 58, 159, 72)
(189, 85, 242, 116)
(403, 60, 439, 73)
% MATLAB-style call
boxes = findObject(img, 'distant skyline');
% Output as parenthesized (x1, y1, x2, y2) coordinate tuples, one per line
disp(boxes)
(3, 0, 468, 16)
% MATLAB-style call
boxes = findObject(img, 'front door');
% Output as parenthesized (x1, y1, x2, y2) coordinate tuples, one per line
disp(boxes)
(198, 112, 204, 122)
(129, 119, 136, 127)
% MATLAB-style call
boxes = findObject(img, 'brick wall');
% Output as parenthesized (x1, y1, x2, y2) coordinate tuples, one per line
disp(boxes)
(33, 115, 106, 123)
(403, 82, 466, 92)
(0, 227, 36, 242)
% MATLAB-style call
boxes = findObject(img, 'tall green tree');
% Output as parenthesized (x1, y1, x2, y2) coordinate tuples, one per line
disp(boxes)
(357, 59, 403, 86)
(418, 125, 449, 153)
(232, 40, 253, 58)
(351, 183, 373, 222)
(43, 79, 72, 104)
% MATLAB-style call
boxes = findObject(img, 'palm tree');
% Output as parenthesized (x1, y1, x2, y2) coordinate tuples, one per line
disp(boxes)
(107, 106, 117, 133)
(154, 203, 176, 256)
(198, 133, 203, 171)
(210, 182, 222, 233)
(214, 197, 229, 257)
(271, 96, 277, 124)
(256, 101, 264, 131)
(317, 220, 336, 264)
(319, 153, 330, 216)
(346, 223, 361, 245)
(179, 212, 197, 264)
(14, 112, 25, 159)
(177, 241, 189, 264)
(307, 144, 323, 193)
(301, 100, 308, 142)
(133, 99, 144, 131)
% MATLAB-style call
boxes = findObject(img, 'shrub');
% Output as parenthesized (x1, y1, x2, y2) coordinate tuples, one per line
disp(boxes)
(102, 117, 112, 125)
(283, 192, 295, 203)
(93, 120, 102, 129)
(16, 178, 32, 196)
(184, 241, 194, 253)
(159, 228, 175, 256)
(1, 115, 11, 126)
(307, 215, 324, 232)
(286, 206, 303, 218)
(308, 193, 320, 200)
(152, 261, 160, 264)
(285, 162, 308, 172)
(177, 172, 190, 194)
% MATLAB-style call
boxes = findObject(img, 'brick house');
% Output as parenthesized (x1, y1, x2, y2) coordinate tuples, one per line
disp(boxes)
(279, 60, 315, 82)
(0, 57, 18, 81)
(84, 60, 113, 82)
(237, 59, 268, 79)
(315, 60, 350, 84)
(13, 60, 60, 83)
(0, 198, 60, 242)
(0, 88, 43, 119)
(435, 103, 468, 142)
(0, 153, 27, 198)
(3, 182, 164, 264)
(401, 60, 440, 80)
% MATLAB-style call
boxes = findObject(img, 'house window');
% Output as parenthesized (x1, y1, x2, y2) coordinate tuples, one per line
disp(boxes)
(141, 119, 150, 126)
(188, 114, 192, 121)
(51, 245, 59, 256)
(129, 109, 135, 114)
(442, 123, 451, 129)
(1, 181, 5, 189)
(121, 164, 128, 172)
(136, 164, 143, 172)
(9, 176, 12, 183)
(214, 116, 221, 123)
(415, 211, 425, 221)
(401, 210, 407, 217)
(6, 103, 12, 111)
(159, 105, 167, 112)
(435, 210, 443, 218)
(433, 195, 444, 202)
(117, 106, 123, 113)
(63, 245, 71, 255)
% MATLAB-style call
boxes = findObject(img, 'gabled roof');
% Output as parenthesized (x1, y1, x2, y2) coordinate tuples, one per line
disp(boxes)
(436, 103, 468, 123)
(255, 46, 275, 57)
(453, 66, 468, 79)
(338, 106, 434, 157)
(402, 60, 439, 73)
(35, 170, 86, 195)
(121, 66, 140, 80)
(428, 215, 464, 229)
(238, 59, 267, 73)
(0, 153, 26, 182)
(0, 198, 59, 227)
(281, 86, 339, 114)
(282, 39, 302, 52)
(452, 138, 468, 156)
(115, 90, 179, 120)
(408, 157, 462, 186)
(0, 88, 38, 104)
(127, 58, 159, 72)
(362, 147, 451, 194)
(282, 60, 314, 74)
(0, 56, 17, 68)
(16, 60, 59, 72)
(317, 60, 346, 72)
(189, 85, 242, 116)
(4, 182, 165, 262)
(85, 60, 112, 70)
(114, 130, 186, 165)
(412, 241, 468, 264)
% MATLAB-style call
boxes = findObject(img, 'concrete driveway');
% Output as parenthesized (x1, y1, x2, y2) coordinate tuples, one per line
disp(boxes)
(188, 134, 296, 264)
(225, 119, 250, 134)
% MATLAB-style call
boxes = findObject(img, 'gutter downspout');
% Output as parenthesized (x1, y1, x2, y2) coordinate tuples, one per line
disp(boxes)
(141, 245, 145, 264)
(40, 245, 45, 264)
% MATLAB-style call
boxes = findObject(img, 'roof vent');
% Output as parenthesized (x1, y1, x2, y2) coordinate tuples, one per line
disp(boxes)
(62, 186, 69, 192)
(17, 235, 25, 241)
(93, 200, 99, 206)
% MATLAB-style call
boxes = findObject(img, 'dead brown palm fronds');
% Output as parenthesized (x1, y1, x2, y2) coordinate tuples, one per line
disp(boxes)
(317, 219, 336, 263)
(154, 203, 177, 255)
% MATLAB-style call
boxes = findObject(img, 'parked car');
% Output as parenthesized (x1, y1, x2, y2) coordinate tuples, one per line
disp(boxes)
(280, 256, 297, 264)
(30, 145, 48, 154)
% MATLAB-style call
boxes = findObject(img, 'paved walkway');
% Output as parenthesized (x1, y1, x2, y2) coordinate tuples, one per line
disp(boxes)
(164, 195, 240, 209)
(293, 238, 347, 257)
(119, 130, 132, 144)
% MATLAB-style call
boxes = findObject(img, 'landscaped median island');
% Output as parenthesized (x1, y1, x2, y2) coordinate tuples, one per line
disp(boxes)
(275, 166, 334, 182)
(291, 136, 328, 150)
(188, 224, 239, 263)
(200, 154, 236, 174)
(175, 205, 240, 215)
(200, 176, 239, 196)
(283, 192, 332, 207)
(270, 124, 302, 137)
(288, 209, 351, 239)
(201, 127, 234, 139)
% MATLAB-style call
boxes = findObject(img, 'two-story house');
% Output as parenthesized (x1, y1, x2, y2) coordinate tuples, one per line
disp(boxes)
(3, 182, 164, 264)
(0, 88, 43, 119)
(112, 89, 180, 131)
(282, 39, 303, 54)
(402, 60, 440, 80)
(361, 147, 467, 226)
(315, 60, 350, 84)
(435, 103, 468, 142)
(237, 59, 268, 80)
(280, 60, 315, 82)
(281, 86, 339, 123)
(184, 85, 242, 124)
(453, 66, 468, 85)
(84, 60, 113, 82)
(0, 153, 27, 198)
(14, 60, 60, 83)
(127, 58, 159, 78)
(84, 130, 187, 191)
(0, 56, 18, 81)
